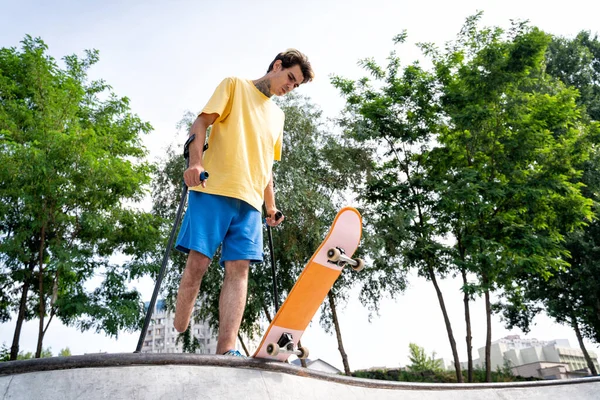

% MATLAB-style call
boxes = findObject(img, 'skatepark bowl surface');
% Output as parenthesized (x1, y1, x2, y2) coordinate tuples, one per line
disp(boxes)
(0, 353, 599, 399)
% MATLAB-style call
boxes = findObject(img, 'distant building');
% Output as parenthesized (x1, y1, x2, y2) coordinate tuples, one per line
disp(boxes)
(140, 299, 246, 355)
(460, 335, 599, 380)
(494, 334, 570, 350)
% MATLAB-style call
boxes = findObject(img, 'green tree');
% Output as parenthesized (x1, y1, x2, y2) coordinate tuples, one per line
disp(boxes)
(332, 13, 594, 383)
(547, 30, 600, 348)
(0, 343, 9, 361)
(496, 31, 600, 376)
(0, 36, 161, 359)
(16, 347, 52, 359)
(430, 15, 593, 381)
(498, 150, 600, 376)
(58, 347, 71, 357)
(176, 324, 202, 354)
(546, 31, 600, 121)
(407, 343, 443, 373)
(331, 32, 460, 381)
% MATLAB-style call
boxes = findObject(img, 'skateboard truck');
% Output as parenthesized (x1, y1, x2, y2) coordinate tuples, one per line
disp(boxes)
(266, 333, 309, 359)
(327, 247, 365, 271)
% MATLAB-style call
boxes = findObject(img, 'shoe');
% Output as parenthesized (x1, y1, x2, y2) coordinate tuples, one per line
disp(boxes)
(222, 349, 247, 358)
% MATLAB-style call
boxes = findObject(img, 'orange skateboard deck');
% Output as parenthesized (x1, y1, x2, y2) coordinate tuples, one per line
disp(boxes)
(253, 206, 363, 361)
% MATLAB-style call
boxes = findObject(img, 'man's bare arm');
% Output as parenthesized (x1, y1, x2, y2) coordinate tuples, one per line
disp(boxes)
(264, 172, 284, 227)
(183, 113, 218, 188)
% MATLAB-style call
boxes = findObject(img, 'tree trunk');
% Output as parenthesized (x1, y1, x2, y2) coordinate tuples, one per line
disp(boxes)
(10, 260, 36, 360)
(237, 333, 250, 356)
(427, 265, 463, 382)
(572, 316, 598, 376)
(461, 268, 474, 382)
(328, 291, 351, 375)
(35, 223, 47, 359)
(596, 298, 600, 331)
(262, 303, 273, 323)
(484, 287, 492, 382)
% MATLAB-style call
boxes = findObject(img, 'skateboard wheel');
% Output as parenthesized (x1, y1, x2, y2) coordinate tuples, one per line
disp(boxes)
(298, 346, 309, 360)
(352, 258, 365, 272)
(266, 343, 280, 356)
(327, 248, 341, 262)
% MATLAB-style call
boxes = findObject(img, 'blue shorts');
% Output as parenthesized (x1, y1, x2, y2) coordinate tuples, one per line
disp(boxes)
(175, 191, 263, 267)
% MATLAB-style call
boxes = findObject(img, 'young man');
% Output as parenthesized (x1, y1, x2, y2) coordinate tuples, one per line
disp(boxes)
(173, 49, 314, 357)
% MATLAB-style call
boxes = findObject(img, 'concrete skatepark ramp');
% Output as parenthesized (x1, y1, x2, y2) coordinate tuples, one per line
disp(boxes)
(1, 353, 599, 399)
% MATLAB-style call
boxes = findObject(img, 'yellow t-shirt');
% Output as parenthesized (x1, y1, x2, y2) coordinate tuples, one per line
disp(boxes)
(190, 77, 284, 211)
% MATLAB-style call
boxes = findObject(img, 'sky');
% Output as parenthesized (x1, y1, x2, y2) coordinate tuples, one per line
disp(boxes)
(1, 0, 600, 371)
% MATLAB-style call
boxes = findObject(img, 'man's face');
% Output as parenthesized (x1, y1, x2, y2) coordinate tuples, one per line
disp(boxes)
(269, 60, 304, 96)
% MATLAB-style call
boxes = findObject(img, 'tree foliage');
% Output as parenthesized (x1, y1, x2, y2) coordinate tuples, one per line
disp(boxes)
(497, 31, 600, 352)
(0, 36, 162, 358)
(407, 343, 444, 373)
(331, 13, 596, 381)
(331, 25, 463, 381)
(58, 347, 71, 357)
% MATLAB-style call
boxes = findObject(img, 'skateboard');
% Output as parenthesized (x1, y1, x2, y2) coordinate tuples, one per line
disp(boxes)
(252, 206, 364, 361)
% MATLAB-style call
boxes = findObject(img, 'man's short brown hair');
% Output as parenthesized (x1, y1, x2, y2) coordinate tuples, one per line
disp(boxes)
(268, 49, 314, 84)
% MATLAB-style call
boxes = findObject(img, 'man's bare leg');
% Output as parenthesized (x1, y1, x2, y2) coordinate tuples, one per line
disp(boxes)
(174, 250, 211, 332)
(216, 260, 250, 354)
